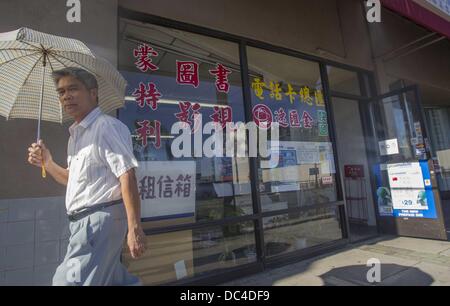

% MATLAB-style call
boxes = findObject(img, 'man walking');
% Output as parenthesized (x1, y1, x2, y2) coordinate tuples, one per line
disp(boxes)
(27, 68, 145, 286)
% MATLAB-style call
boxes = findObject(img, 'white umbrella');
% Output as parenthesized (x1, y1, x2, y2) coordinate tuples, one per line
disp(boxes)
(0, 27, 127, 177)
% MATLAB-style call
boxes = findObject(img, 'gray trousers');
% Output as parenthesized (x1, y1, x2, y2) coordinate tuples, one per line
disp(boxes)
(52, 203, 141, 286)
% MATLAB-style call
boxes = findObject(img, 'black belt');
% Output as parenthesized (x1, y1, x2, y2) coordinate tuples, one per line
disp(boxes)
(67, 199, 123, 222)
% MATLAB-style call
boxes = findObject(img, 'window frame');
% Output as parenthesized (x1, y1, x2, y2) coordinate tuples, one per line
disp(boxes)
(117, 6, 376, 285)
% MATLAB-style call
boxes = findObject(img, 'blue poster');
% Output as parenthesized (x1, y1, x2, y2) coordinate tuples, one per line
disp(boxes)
(373, 161, 437, 219)
(373, 164, 394, 217)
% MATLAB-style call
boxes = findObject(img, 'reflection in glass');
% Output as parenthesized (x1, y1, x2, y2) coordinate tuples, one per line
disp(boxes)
(263, 207, 342, 257)
(373, 91, 426, 162)
(425, 107, 450, 192)
(118, 18, 253, 225)
(123, 222, 256, 285)
(246, 46, 338, 212)
(327, 66, 361, 96)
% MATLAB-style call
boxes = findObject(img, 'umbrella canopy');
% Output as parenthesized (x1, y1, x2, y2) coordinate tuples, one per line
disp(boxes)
(0, 27, 127, 125)
(0, 27, 128, 178)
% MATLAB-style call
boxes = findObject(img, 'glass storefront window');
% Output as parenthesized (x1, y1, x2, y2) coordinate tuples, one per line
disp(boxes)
(117, 18, 348, 285)
(263, 206, 342, 257)
(372, 90, 426, 162)
(118, 18, 253, 225)
(122, 221, 256, 285)
(246, 46, 338, 212)
(425, 107, 450, 192)
(327, 66, 361, 96)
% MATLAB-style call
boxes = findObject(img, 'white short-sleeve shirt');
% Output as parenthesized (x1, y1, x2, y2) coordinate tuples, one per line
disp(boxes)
(66, 107, 138, 214)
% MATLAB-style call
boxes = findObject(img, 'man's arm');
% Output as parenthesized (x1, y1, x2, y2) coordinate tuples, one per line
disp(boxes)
(119, 168, 146, 259)
(46, 161, 69, 186)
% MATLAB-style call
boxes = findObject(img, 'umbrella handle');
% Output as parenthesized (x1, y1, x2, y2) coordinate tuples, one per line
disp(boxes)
(37, 55, 47, 179)
(41, 161, 46, 178)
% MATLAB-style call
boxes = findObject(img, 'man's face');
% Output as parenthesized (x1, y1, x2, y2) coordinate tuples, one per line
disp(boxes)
(56, 75, 98, 122)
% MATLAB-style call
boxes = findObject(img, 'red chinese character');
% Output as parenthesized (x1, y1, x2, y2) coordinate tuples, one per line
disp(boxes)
(136, 120, 151, 147)
(152, 120, 161, 148)
(289, 110, 301, 127)
(209, 63, 232, 93)
(136, 120, 161, 148)
(176, 61, 199, 88)
(133, 44, 159, 72)
(175, 102, 191, 126)
(210, 106, 233, 129)
(175, 102, 201, 132)
(274, 108, 289, 128)
(252, 104, 273, 129)
(132, 82, 162, 110)
(302, 111, 314, 129)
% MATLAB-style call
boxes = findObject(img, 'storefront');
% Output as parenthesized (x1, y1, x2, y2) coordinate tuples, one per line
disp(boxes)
(116, 3, 450, 284)
(365, 0, 450, 240)
(115, 8, 381, 285)
(0, 0, 449, 286)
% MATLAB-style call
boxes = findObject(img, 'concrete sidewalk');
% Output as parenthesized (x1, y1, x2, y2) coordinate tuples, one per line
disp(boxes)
(222, 236, 450, 286)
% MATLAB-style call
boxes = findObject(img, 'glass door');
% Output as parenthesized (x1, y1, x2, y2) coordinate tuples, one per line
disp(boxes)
(424, 107, 450, 230)
(369, 86, 447, 240)
(332, 96, 378, 242)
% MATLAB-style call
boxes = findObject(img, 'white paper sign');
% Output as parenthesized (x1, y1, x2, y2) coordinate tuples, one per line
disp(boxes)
(387, 162, 428, 210)
(271, 182, 301, 193)
(379, 138, 399, 156)
(414, 121, 422, 137)
(296, 142, 320, 164)
(213, 182, 251, 196)
(136, 161, 196, 219)
(322, 176, 333, 185)
(174, 260, 188, 280)
(263, 141, 335, 173)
